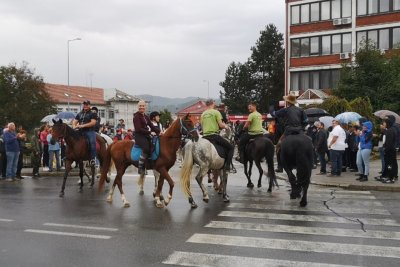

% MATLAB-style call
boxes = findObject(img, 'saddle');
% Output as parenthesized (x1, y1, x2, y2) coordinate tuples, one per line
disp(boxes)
(203, 137, 227, 159)
(130, 137, 160, 162)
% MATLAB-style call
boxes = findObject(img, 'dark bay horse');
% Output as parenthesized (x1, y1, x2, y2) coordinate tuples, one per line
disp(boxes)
(51, 119, 108, 197)
(98, 114, 198, 208)
(280, 134, 313, 207)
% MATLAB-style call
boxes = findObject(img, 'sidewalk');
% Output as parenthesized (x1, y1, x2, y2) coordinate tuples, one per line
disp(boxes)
(276, 159, 400, 192)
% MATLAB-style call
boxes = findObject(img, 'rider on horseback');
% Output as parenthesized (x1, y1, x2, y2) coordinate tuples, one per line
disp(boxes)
(236, 102, 264, 163)
(133, 100, 160, 175)
(72, 100, 97, 167)
(201, 99, 234, 171)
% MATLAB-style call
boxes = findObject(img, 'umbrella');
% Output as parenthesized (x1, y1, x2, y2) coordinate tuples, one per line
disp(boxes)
(55, 111, 77, 120)
(305, 108, 329, 117)
(318, 116, 334, 129)
(373, 110, 400, 124)
(40, 114, 57, 123)
(335, 112, 362, 124)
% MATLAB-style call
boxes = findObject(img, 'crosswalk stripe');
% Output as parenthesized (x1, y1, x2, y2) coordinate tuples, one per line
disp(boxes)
(243, 193, 377, 199)
(205, 221, 400, 240)
(43, 223, 118, 232)
(163, 251, 359, 267)
(187, 233, 400, 258)
(219, 211, 400, 226)
(228, 202, 391, 215)
(236, 197, 384, 207)
(253, 188, 374, 195)
(24, 229, 111, 239)
(0, 218, 14, 222)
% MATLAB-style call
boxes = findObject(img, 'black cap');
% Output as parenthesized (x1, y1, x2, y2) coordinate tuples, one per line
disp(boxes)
(83, 100, 91, 105)
(150, 111, 160, 120)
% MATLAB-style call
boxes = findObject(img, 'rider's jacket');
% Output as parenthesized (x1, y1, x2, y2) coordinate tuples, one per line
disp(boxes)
(133, 112, 160, 136)
(75, 110, 97, 131)
(275, 105, 308, 132)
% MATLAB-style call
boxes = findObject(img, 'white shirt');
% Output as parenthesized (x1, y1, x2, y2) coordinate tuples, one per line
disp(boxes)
(329, 125, 346, 151)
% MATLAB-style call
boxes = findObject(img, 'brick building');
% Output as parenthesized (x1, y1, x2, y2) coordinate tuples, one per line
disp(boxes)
(285, 0, 400, 104)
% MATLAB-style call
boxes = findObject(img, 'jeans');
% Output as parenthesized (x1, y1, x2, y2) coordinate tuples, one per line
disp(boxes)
(6, 151, 20, 178)
(356, 149, 371, 176)
(379, 147, 385, 173)
(83, 131, 96, 159)
(48, 149, 61, 171)
(330, 150, 344, 175)
(317, 152, 327, 173)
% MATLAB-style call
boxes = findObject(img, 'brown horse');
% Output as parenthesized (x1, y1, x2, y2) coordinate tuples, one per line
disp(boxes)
(98, 114, 198, 208)
(51, 119, 108, 197)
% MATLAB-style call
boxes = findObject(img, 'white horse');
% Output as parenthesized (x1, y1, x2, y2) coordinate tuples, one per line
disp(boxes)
(180, 127, 232, 208)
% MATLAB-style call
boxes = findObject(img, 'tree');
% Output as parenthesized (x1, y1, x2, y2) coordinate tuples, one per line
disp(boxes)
(159, 108, 172, 127)
(318, 96, 350, 117)
(349, 97, 373, 119)
(0, 63, 57, 131)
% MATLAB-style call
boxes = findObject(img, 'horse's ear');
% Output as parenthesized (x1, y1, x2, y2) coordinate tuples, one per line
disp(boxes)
(58, 119, 62, 123)
(52, 119, 56, 124)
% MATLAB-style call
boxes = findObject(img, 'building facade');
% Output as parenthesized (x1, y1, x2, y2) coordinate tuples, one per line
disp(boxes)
(285, 0, 400, 103)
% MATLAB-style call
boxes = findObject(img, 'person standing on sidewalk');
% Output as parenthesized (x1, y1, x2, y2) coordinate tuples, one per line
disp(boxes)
(3, 122, 20, 181)
(46, 128, 61, 172)
(347, 124, 359, 172)
(356, 121, 373, 182)
(327, 119, 346, 177)
(31, 128, 42, 177)
(15, 128, 27, 179)
(381, 115, 398, 183)
(314, 121, 328, 175)
(40, 125, 49, 171)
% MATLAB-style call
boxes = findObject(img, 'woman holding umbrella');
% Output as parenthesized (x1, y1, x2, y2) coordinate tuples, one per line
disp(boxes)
(356, 120, 374, 182)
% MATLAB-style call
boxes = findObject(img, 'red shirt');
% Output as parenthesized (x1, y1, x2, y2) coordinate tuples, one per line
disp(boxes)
(40, 131, 49, 145)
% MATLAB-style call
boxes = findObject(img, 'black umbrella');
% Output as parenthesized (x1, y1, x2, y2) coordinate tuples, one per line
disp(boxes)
(305, 108, 329, 117)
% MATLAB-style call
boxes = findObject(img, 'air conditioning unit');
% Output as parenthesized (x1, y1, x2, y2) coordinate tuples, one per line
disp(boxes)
(340, 52, 350, 59)
(341, 17, 352, 25)
(333, 18, 342, 26)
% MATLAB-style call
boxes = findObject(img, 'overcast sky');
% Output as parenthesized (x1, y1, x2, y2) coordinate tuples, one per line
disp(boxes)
(0, 0, 285, 99)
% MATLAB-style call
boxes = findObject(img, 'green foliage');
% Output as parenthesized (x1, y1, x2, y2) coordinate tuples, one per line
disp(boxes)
(159, 109, 172, 127)
(318, 96, 350, 117)
(0, 63, 57, 131)
(220, 24, 284, 114)
(348, 97, 373, 119)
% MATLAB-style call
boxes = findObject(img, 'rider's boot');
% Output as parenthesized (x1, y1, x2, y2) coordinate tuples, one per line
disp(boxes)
(138, 153, 147, 175)
(223, 160, 231, 171)
(235, 150, 244, 163)
(89, 157, 96, 167)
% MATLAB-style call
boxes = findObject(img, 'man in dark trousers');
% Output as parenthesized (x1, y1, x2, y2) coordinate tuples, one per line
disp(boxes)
(381, 115, 398, 183)
(314, 121, 328, 175)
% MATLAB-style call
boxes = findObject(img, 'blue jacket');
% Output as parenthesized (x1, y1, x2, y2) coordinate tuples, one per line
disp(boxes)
(360, 121, 373, 150)
(47, 134, 60, 151)
(3, 130, 20, 152)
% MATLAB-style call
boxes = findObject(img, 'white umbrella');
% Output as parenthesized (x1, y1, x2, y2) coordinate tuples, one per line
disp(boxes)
(40, 114, 57, 123)
(318, 116, 334, 129)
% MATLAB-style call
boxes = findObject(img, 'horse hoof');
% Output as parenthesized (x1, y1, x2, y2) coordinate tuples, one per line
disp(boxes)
(257, 183, 262, 188)
(106, 197, 112, 203)
(123, 202, 130, 208)
(223, 197, 230, 203)
(191, 203, 198, 209)
(59, 192, 64, 198)
(203, 198, 209, 203)
(160, 195, 164, 201)
(106, 177, 111, 183)
(267, 189, 272, 193)
(300, 201, 307, 207)
(247, 183, 254, 188)
(156, 202, 164, 208)
(78, 189, 83, 193)
(139, 190, 144, 195)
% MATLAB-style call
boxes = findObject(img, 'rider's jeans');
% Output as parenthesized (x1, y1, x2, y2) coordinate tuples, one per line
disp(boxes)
(83, 130, 96, 159)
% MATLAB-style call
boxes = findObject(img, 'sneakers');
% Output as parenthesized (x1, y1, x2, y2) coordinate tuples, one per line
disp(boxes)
(89, 159, 96, 167)
(359, 175, 368, 182)
(315, 172, 326, 175)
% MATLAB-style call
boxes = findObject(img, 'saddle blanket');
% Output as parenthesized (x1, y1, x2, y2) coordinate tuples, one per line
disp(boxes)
(130, 137, 160, 162)
(203, 138, 227, 159)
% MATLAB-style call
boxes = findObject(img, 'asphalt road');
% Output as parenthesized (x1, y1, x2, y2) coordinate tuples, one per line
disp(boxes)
(1, 163, 400, 267)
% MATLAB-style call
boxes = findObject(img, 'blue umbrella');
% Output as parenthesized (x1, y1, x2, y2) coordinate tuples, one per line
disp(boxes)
(56, 111, 77, 120)
(335, 112, 362, 124)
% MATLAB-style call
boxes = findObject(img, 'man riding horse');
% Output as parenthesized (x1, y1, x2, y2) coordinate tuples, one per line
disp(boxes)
(133, 100, 160, 175)
(72, 100, 97, 167)
(201, 99, 233, 171)
(236, 102, 264, 163)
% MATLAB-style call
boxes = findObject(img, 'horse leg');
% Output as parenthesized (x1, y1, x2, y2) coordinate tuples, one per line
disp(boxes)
(151, 170, 164, 200)
(244, 161, 253, 188)
(138, 173, 145, 195)
(255, 160, 263, 188)
(195, 166, 210, 203)
(114, 164, 129, 207)
(300, 181, 309, 207)
(78, 162, 84, 192)
(284, 167, 300, 199)
(90, 164, 95, 188)
(106, 181, 117, 203)
(156, 168, 174, 207)
(266, 155, 277, 193)
(221, 170, 230, 202)
(154, 171, 166, 208)
(59, 160, 72, 197)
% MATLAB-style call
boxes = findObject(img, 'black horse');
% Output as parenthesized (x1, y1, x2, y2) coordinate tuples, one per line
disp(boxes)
(280, 134, 313, 207)
(242, 135, 277, 191)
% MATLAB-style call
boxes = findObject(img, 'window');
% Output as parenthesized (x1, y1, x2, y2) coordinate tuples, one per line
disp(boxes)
(331, 70, 340, 89)
(290, 70, 340, 91)
(393, 28, 400, 48)
(357, 0, 367, 15)
(342, 0, 352, 18)
(291, 72, 299, 91)
(301, 4, 310, 23)
(310, 37, 320, 55)
(109, 110, 114, 119)
(300, 72, 310, 90)
(368, 30, 378, 46)
(321, 1, 331, 20)
(395, 0, 400, 11)
(99, 109, 106, 118)
(320, 70, 331, 89)
(379, 29, 389, 50)
(300, 38, 310, 57)
(342, 33, 352, 53)
(368, 0, 379, 14)
(310, 3, 320, 22)
(291, 39, 300, 57)
(332, 34, 342, 54)
(291, 5, 300, 24)
(332, 0, 341, 19)
(310, 71, 320, 89)
(380, 0, 390, 12)
(357, 31, 367, 49)
(322, 35, 331, 55)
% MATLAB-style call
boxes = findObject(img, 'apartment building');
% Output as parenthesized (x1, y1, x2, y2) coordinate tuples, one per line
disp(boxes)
(285, 0, 400, 104)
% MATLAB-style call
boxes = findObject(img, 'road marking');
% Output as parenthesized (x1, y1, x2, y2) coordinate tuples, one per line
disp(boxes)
(24, 229, 111, 239)
(0, 218, 14, 222)
(253, 188, 374, 195)
(206, 221, 400, 240)
(163, 251, 358, 267)
(219, 211, 400, 226)
(242, 193, 377, 199)
(187, 233, 400, 258)
(43, 223, 118, 232)
(228, 202, 391, 215)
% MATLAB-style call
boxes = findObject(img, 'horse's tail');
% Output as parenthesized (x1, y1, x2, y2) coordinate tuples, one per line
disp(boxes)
(265, 139, 278, 188)
(180, 141, 194, 197)
(98, 142, 114, 193)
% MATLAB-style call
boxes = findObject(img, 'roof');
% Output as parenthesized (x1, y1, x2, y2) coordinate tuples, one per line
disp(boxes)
(176, 100, 207, 114)
(107, 89, 142, 102)
(44, 83, 106, 105)
(297, 89, 330, 100)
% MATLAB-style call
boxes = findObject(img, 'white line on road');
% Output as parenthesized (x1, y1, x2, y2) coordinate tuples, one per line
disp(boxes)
(243, 193, 377, 199)
(163, 251, 359, 267)
(188, 233, 400, 258)
(43, 223, 118, 232)
(219, 211, 400, 226)
(24, 229, 111, 239)
(206, 220, 400, 240)
(228, 202, 391, 215)
(0, 218, 14, 222)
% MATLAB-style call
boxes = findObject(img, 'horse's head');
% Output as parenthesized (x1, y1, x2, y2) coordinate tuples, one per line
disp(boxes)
(51, 119, 67, 141)
(180, 113, 199, 141)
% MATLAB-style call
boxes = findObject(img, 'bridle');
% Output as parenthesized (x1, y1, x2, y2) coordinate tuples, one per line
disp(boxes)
(52, 123, 67, 140)
(179, 118, 198, 141)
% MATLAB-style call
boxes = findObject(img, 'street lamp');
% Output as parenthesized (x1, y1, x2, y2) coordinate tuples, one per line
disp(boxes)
(67, 37, 81, 111)
(203, 80, 209, 99)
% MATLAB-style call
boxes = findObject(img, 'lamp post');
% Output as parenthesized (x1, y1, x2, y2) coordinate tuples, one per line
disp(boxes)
(67, 37, 81, 111)
(203, 80, 209, 99)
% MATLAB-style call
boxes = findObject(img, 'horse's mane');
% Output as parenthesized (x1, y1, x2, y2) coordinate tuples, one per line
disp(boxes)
(63, 124, 84, 141)
(162, 117, 180, 137)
